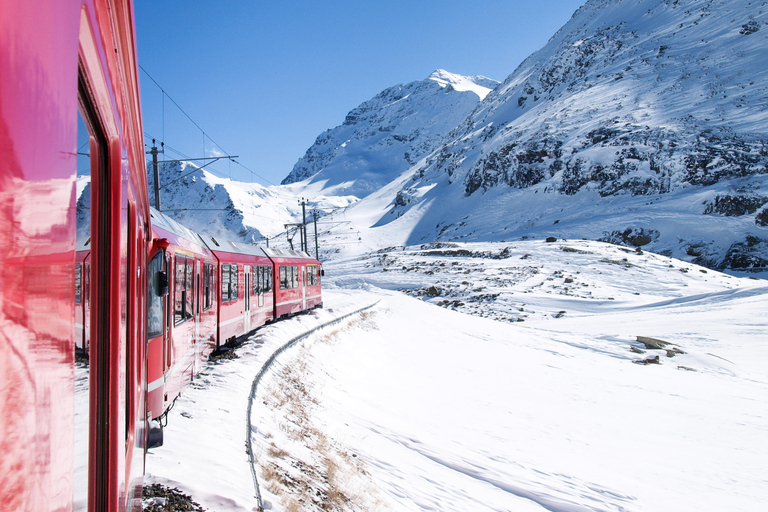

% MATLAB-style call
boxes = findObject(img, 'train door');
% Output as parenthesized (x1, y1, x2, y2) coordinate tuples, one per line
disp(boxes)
(244, 265, 251, 332)
(165, 252, 172, 374)
(195, 259, 201, 372)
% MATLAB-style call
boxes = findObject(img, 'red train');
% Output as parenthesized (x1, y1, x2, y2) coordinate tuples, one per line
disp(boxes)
(0, 1, 321, 511)
(143, 209, 321, 423)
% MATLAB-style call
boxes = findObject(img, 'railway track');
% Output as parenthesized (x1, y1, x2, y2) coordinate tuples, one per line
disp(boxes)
(245, 300, 381, 512)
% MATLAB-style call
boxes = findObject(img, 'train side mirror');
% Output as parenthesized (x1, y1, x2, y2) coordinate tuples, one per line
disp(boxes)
(157, 271, 169, 297)
(320, 269, 325, 277)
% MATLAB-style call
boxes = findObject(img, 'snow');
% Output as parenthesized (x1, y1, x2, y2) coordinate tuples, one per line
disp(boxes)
(428, 69, 497, 100)
(144, 240, 768, 512)
(140, 1, 768, 508)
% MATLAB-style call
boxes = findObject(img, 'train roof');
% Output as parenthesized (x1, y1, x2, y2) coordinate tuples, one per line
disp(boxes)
(150, 207, 205, 245)
(197, 233, 270, 258)
(262, 247, 316, 261)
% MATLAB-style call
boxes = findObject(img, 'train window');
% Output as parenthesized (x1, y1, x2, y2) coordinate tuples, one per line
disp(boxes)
(185, 259, 194, 318)
(305, 265, 314, 286)
(174, 256, 186, 325)
(292, 265, 299, 289)
(203, 262, 212, 310)
(266, 267, 273, 292)
(147, 253, 164, 338)
(75, 263, 83, 303)
(231, 264, 239, 299)
(221, 263, 230, 302)
(253, 265, 259, 295)
(221, 263, 239, 302)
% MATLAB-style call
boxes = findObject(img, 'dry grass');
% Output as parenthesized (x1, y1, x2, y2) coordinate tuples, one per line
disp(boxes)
(257, 321, 388, 511)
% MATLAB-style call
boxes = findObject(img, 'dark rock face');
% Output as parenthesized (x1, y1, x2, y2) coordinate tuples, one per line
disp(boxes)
(704, 195, 768, 216)
(462, 126, 768, 198)
(601, 228, 660, 247)
(721, 236, 768, 270)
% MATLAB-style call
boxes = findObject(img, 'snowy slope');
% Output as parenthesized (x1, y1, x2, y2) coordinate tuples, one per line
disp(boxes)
(144, 240, 768, 512)
(146, 160, 358, 244)
(280, 0, 768, 272)
(280, 70, 499, 197)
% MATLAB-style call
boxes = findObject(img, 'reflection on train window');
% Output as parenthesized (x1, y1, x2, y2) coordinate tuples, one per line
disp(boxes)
(75, 263, 82, 303)
(185, 259, 194, 319)
(147, 252, 164, 338)
(230, 264, 238, 299)
(221, 263, 238, 302)
(174, 255, 193, 325)
(307, 264, 318, 286)
(279, 265, 300, 290)
(203, 262, 213, 310)
(264, 266, 272, 292)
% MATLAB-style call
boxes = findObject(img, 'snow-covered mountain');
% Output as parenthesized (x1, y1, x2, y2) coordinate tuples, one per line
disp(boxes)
(288, 0, 768, 272)
(281, 70, 499, 197)
(145, 160, 358, 246)
(147, 161, 290, 243)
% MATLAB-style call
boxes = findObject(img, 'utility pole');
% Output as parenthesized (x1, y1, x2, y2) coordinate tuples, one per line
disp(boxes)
(147, 140, 164, 210)
(313, 210, 319, 261)
(299, 198, 308, 253)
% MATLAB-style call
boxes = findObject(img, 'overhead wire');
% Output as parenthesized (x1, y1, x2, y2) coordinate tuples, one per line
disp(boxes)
(139, 65, 259, 184)
(138, 67, 352, 249)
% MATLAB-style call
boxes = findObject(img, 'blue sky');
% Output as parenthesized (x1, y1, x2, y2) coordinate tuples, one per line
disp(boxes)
(134, 0, 585, 186)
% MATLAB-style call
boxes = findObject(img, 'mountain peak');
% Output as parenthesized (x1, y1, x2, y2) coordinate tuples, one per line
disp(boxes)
(281, 71, 499, 190)
(427, 69, 498, 100)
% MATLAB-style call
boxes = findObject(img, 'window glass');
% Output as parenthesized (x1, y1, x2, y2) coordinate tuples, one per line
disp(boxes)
(279, 266, 286, 290)
(231, 264, 238, 299)
(174, 256, 186, 325)
(203, 263, 210, 310)
(75, 263, 82, 303)
(221, 263, 230, 302)
(147, 252, 164, 338)
(185, 259, 194, 319)
(292, 265, 299, 289)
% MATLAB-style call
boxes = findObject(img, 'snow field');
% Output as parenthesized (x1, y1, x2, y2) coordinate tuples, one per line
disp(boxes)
(145, 241, 767, 511)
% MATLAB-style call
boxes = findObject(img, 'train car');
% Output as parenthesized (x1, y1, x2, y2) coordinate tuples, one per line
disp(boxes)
(264, 248, 323, 318)
(199, 236, 276, 346)
(146, 209, 219, 422)
(0, 0, 151, 511)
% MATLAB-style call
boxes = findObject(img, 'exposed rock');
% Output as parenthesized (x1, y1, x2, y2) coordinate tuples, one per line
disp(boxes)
(703, 195, 768, 216)
(636, 336, 670, 350)
(601, 228, 660, 247)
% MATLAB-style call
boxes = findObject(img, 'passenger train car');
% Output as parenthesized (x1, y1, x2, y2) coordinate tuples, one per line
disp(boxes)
(0, 1, 323, 511)
(1, 0, 151, 510)
(147, 209, 322, 422)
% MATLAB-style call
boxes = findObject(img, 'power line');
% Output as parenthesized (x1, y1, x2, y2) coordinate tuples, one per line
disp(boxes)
(139, 64, 229, 156)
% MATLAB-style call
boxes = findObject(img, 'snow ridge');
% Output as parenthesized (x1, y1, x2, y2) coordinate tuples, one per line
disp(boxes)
(280, 70, 500, 195)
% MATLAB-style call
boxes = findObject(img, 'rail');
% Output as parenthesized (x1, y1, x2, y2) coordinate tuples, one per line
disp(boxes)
(245, 300, 381, 511)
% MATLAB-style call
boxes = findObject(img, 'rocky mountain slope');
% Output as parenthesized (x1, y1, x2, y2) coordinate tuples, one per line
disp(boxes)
(293, 0, 768, 272)
(146, 161, 288, 243)
(281, 70, 499, 197)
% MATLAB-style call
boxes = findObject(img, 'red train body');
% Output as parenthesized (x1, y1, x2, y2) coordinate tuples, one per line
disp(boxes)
(146, 210, 220, 421)
(150, 223, 322, 422)
(0, 1, 322, 511)
(1, 0, 151, 510)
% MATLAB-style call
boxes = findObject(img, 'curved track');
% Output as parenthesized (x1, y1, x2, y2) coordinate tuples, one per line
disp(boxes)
(245, 301, 381, 511)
